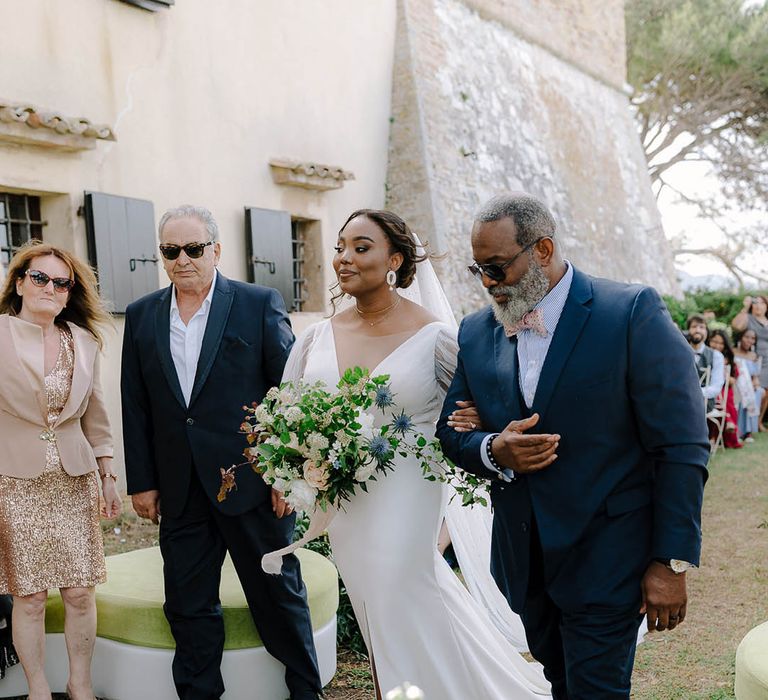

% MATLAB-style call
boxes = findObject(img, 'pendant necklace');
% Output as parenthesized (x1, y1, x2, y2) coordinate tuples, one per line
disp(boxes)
(355, 296, 401, 327)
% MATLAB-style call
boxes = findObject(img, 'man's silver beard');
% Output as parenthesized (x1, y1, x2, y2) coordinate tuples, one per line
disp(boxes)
(489, 260, 550, 327)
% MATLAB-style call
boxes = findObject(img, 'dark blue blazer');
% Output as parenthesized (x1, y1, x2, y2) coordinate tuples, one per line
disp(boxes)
(121, 273, 294, 519)
(436, 267, 709, 613)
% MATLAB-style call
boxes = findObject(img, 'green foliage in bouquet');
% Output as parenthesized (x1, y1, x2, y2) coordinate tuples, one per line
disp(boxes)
(219, 366, 489, 511)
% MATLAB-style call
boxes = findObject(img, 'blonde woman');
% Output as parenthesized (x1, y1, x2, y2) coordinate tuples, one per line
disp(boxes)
(0, 241, 121, 700)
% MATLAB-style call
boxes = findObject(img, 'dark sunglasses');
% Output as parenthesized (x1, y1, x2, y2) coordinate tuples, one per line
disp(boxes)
(159, 241, 213, 260)
(25, 269, 75, 292)
(467, 238, 546, 282)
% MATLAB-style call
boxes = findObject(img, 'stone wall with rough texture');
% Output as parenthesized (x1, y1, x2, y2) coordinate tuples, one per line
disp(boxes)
(462, 0, 628, 90)
(387, 0, 678, 315)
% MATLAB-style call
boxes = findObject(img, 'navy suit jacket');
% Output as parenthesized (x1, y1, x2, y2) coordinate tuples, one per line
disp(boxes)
(121, 273, 294, 519)
(436, 267, 709, 613)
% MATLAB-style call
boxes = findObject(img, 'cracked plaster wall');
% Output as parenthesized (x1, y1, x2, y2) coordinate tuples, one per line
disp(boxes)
(387, 0, 678, 316)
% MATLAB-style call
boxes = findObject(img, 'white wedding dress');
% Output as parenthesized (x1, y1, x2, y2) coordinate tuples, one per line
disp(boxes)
(283, 318, 551, 699)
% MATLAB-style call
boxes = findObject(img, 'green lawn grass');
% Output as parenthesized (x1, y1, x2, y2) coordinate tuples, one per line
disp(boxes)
(631, 433, 768, 699)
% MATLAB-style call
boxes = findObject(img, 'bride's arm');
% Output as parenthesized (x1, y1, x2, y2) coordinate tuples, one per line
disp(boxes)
(435, 327, 482, 432)
(280, 324, 318, 384)
(435, 325, 499, 479)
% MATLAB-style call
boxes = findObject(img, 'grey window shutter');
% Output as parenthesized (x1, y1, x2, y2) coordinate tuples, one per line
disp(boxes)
(245, 207, 293, 309)
(84, 192, 159, 313)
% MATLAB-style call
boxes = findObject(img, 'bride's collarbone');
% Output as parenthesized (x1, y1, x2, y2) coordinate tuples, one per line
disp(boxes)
(332, 307, 439, 338)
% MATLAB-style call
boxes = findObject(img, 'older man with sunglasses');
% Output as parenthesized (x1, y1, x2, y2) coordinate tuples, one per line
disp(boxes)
(436, 193, 709, 700)
(120, 206, 322, 700)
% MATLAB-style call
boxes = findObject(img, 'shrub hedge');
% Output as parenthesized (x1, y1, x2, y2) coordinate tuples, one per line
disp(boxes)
(663, 289, 764, 329)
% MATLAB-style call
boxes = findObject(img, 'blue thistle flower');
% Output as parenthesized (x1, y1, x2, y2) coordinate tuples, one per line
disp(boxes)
(367, 435, 391, 463)
(391, 410, 415, 435)
(374, 385, 395, 409)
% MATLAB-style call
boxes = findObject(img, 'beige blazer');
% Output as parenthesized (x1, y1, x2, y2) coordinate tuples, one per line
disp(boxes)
(0, 314, 113, 478)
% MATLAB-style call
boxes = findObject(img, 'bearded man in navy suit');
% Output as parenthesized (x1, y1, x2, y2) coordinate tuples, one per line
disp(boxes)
(436, 194, 708, 700)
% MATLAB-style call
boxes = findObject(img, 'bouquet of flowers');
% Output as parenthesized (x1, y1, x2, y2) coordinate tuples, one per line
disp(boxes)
(219, 367, 418, 510)
(218, 366, 489, 513)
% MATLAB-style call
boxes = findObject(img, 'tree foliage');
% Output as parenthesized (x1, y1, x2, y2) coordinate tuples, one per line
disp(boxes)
(662, 288, 763, 328)
(626, 0, 768, 205)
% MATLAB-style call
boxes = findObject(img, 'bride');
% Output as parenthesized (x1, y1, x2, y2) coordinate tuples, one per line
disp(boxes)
(281, 209, 551, 699)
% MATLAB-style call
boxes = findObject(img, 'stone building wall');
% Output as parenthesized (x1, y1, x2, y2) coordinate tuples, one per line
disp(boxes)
(462, 0, 628, 90)
(387, 0, 678, 316)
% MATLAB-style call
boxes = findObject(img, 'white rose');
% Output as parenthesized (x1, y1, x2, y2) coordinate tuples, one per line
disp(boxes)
(354, 460, 377, 482)
(285, 479, 318, 512)
(356, 411, 376, 441)
(303, 460, 330, 490)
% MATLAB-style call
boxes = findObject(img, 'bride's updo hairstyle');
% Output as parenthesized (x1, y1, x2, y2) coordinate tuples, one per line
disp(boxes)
(331, 209, 432, 312)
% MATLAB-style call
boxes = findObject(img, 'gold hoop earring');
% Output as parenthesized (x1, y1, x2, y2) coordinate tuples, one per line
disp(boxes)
(386, 270, 397, 291)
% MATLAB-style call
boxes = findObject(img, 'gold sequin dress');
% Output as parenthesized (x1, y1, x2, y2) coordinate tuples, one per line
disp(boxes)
(0, 327, 106, 596)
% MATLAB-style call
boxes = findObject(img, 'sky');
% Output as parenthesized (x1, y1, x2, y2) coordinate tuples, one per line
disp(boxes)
(655, 154, 767, 291)
(651, 0, 768, 290)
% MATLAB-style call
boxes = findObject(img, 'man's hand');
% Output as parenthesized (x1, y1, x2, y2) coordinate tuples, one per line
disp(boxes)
(491, 413, 559, 474)
(640, 561, 687, 632)
(132, 490, 161, 525)
(271, 488, 294, 519)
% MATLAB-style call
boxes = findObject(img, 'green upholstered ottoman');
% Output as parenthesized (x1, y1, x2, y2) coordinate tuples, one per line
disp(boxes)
(92, 546, 338, 649)
(736, 620, 768, 699)
(3, 546, 338, 700)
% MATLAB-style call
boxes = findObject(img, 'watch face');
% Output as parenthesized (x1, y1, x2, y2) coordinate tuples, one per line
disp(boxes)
(670, 559, 691, 573)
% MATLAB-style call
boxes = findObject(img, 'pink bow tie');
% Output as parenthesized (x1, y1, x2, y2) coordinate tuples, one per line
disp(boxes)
(504, 309, 547, 338)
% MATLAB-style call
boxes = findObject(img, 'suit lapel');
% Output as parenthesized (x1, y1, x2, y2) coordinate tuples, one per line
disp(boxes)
(154, 285, 187, 410)
(189, 273, 233, 408)
(58, 322, 96, 423)
(494, 324, 525, 419)
(2, 315, 46, 424)
(530, 268, 593, 418)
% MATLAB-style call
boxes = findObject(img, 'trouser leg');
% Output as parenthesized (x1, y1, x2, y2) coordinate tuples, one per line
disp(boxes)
(214, 501, 322, 698)
(560, 605, 643, 700)
(520, 519, 567, 700)
(160, 477, 227, 700)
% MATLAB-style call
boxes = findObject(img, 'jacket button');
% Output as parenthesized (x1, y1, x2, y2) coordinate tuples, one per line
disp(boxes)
(186, 418, 194, 426)
(521, 522, 529, 533)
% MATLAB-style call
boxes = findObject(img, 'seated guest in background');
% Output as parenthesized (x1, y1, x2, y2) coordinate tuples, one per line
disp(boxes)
(0, 241, 121, 700)
(688, 314, 725, 411)
(734, 328, 764, 443)
(706, 330, 743, 449)
(732, 295, 768, 431)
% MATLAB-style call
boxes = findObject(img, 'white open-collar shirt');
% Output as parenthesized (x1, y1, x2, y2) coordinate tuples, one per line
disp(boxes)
(169, 268, 217, 406)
